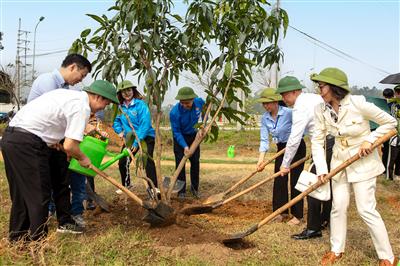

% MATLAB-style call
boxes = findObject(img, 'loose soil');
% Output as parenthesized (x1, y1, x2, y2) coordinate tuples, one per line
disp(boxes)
(84, 195, 271, 245)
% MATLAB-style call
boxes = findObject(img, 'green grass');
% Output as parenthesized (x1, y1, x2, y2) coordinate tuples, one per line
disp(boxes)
(1, 133, 399, 265)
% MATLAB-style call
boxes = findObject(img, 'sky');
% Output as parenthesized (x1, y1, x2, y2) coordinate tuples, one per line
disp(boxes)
(0, 0, 399, 104)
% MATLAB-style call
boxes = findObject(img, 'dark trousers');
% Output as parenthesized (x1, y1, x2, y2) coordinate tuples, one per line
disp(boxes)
(307, 136, 334, 231)
(386, 138, 400, 180)
(2, 129, 52, 241)
(49, 149, 73, 225)
(382, 140, 389, 170)
(272, 139, 306, 219)
(118, 136, 157, 187)
(173, 133, 200, 194)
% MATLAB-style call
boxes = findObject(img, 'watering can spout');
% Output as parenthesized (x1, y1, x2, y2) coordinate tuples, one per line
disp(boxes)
(99, 148, 130, 171)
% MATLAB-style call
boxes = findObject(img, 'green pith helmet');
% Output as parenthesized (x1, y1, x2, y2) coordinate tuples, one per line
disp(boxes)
(117, 80, 136, 92)
(256, 88, 282, 103)
(175, 86, 198, 100)
(310, 67, 350, 91)
(83, 80, 119, 104)
(276, 76, 306, 94)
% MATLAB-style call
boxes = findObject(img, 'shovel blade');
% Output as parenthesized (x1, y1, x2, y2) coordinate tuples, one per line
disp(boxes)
(180, 204, 215, 215)
(142, 211, 168, 226)
(141, 200, 176, 227)
(85, 183, 110, 212)
(162, 176, 185, 193)
(222, 224, 258, 245)
(202, 193, 225, 205)
(153, 201, 175, 219)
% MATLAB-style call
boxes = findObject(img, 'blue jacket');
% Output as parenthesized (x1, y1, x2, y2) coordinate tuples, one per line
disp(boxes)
(170, 97, 205, 148)
(113, 99, 155, 148)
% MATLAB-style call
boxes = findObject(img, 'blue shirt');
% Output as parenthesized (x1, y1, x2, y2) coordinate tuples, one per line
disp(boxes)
(28, 69, 68, 102)
(170, 97, 205, 148)
(113, 99, 155, 148)
(259, 106, 292, 152)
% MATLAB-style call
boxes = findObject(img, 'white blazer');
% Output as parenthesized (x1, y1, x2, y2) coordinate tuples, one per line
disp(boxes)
(312, 94, 397, 183)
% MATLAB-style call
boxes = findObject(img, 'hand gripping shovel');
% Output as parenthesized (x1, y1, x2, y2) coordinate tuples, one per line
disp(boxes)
(180, 155, 310, 215)
(203, 148, 286, 205)
(89, 165, 176, 227)
(222, 130, 397, 245)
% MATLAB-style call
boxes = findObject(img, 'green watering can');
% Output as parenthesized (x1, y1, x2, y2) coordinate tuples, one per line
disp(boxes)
(69, 136, 129, 177)
(227, 145, 235, 158)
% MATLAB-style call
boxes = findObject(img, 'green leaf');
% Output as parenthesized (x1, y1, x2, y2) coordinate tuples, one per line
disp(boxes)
(80, 29, 91, 38)
(224, 62, 232, 78)
(87, 14, 106, 27)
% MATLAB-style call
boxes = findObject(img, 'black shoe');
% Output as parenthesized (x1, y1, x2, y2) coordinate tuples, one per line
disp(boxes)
(56, 222, 84, 234)
(190, 189, 200, 199)
(178, 192, 186, 199)
(291, 229, 322, 240)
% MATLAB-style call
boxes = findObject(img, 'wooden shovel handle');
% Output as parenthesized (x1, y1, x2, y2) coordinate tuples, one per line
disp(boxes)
(224, 148, 286, 195)
(89, 164, 144, 207)
(256, 129, 397, 229)
(217, 154, 311, 207)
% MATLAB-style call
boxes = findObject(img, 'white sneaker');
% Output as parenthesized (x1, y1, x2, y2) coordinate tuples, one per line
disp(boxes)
(115, 189, 123, 195)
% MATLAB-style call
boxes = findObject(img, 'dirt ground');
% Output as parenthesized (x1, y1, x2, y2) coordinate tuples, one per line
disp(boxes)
(0, 128, 399, 265)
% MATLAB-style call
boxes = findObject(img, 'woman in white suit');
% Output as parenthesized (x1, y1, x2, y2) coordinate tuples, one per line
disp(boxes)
(310, 67, 398, 266)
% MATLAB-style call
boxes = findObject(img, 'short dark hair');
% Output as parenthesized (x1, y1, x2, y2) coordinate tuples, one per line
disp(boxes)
(394, 85, 400, 92)
(61, 54, 92, 72)
(383, 88, 394, 98)
(329, 84, 349, 101)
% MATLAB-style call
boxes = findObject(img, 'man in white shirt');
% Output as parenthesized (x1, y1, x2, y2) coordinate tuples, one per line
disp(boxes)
(1, 80, 118, 242)
(276, 76, 330, 239)
(27, 54, 92, 229)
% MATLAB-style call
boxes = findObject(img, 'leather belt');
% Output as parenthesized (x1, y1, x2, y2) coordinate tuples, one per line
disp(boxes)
(6, 126, 31, 134)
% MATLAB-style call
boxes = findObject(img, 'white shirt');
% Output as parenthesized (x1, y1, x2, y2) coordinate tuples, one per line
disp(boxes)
(10, 89, 91, 145)
(281, 92, 324, 168)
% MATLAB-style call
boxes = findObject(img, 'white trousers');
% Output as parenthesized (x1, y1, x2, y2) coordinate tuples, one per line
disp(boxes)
(330, 175, 394, 260)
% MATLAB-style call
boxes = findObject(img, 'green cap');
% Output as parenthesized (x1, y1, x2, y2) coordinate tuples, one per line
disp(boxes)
(276, 76, 305, 94)
(310, 67, 350, 91)
(83, 80, 119, 104)
(117, 80, 136, 92)
(256, 88, 282, 103)
(175, 86, 198, 100)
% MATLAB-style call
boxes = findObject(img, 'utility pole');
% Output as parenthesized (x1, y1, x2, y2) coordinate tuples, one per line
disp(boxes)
(15, 19, 21, 103)
(15, 18, 30, 102)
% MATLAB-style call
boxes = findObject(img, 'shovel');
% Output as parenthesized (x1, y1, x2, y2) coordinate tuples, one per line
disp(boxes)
(222, 130, 397, 245)
(162, 176, 185, 193)
(180, 155, 310, 215)
(203, 148, 286, 205)
(89, 164, 176, 226)
(85, 182, 110, 212)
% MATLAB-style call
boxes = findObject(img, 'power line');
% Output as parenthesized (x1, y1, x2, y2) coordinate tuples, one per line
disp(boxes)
(25, 49, 68, 58)
(289, 25, 391, 75)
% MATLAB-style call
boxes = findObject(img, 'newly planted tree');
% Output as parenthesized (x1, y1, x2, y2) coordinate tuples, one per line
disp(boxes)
(165, 0, 288, 200)
(70, 0, 288, 204)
